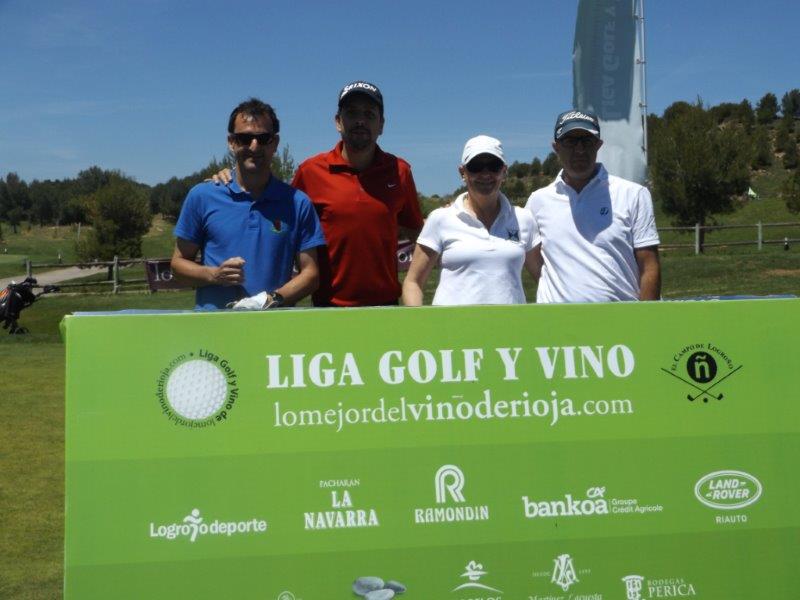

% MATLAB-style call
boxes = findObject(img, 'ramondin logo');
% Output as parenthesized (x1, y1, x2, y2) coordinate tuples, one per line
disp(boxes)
(661, 343, 742, 403)
(155, 349, 240, 427)
(413, 465, 490, 524)
(694, 470, 763, 510)
(436, 464, 466, 503)
(149, 508, 267, 542)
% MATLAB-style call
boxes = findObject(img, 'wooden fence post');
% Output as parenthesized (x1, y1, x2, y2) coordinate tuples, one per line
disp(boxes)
(694, 223, 701, 255)
(25, 258, 32, 278)
(112, 256, 120, 294)
(757, 222, 763, 251)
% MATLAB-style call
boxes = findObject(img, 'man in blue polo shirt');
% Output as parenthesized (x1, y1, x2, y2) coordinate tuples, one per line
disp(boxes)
(171, 98, 325, 310)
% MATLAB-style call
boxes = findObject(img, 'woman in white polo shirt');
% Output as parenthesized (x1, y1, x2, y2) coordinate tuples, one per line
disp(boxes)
(402, 135, 539, 306)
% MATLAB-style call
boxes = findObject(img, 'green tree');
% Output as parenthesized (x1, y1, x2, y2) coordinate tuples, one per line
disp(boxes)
(737, 99, 755, 132)
(150, 157, 232, 221)
(710, 102, 738, 124)
(271, 145, 296, 182)
(542, 152, 560, 177)
(756, 92, 779, 124)
(750, 125, 773, 169)
(783, 135, 799, 169)
(781, 89, 800, 119)
(77, 177, 152, 261)
(649, 102, 750, 251)
(783, 168, 800, 214)
(530, 157, 542, 175)
(774, 117, 794, 153)
(7, 207, 25, 235)
(0, 173, 31, 232)
(507, 161, 531, 179)
(501, 177, 528, 205)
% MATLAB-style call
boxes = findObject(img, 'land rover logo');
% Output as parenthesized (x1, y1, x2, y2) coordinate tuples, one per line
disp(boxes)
(694, 470, 762, 510)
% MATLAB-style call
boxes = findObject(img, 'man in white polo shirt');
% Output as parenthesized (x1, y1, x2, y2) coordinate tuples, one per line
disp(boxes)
(525, 110, 661, 303)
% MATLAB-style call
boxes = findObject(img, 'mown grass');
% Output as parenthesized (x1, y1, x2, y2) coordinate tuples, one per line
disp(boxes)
(0, 243, 798, 599)
(0, 343, 65, 599)
(0, 216, 176, 279)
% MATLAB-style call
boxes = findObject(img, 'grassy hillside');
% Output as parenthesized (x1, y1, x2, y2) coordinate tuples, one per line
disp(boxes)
(0, 215, 176, 279)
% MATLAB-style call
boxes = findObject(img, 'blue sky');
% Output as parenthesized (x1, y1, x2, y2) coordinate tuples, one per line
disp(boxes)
(1, 0, 798, 196)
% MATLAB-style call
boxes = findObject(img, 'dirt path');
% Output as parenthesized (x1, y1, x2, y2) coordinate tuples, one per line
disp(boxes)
(0, 266, 106, 290)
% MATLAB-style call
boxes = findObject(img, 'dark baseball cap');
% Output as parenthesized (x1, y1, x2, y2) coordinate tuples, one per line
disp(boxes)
(554, 110, 600, 140)
(338, 81, 384, 113)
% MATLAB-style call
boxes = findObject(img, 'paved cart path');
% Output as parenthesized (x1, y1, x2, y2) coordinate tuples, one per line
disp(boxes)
(0, 266, 106, 290)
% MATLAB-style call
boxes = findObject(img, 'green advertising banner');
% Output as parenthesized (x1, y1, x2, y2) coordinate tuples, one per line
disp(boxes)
(64, 300, 800, 599)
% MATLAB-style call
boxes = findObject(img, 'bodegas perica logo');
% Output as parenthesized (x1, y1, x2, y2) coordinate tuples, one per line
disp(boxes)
(155, 349, 240, 427)
(661, 343, 742, 403)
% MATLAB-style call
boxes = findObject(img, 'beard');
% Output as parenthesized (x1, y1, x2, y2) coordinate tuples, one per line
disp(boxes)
(344, 128, 373, 152)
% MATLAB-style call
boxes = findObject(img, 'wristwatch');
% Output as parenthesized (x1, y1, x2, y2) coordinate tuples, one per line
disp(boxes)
(266, 291, 285, 309)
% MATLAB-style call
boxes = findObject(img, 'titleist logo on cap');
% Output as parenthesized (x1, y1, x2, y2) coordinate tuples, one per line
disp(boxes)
(558, 111, 595, 125)
(340, 82, 378, 99)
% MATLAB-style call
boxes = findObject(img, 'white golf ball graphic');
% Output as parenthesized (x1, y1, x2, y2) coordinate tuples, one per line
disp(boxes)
(166, 359, 227, 420)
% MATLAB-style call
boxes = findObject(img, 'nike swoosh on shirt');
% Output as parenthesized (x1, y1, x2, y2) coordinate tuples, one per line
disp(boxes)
(387, 183, 397, 188)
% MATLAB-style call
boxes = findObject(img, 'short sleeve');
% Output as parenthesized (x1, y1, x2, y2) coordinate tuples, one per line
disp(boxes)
(525, 192, 543, 247)
(397, 166, 424, 230)
(415, 208, 444, 254)
(520, 208, 535, 252)
(295, 192, 326, 252)
(631, 187, 660, 248)
(174, 185, 205, 245)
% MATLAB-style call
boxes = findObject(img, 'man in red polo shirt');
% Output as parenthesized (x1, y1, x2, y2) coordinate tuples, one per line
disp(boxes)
(292, 81, 423, 306)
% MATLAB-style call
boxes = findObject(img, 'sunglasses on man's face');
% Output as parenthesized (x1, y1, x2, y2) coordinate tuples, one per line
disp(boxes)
(558, 135, 598, 149)
(231, 132, 275, 146)
(465, 158, 505, 174)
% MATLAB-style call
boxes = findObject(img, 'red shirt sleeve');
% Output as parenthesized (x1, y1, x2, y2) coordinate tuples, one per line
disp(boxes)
(397, 163, 424, 231)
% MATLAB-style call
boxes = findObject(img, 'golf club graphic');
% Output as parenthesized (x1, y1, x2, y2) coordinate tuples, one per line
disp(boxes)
(660, 365, 742, 402)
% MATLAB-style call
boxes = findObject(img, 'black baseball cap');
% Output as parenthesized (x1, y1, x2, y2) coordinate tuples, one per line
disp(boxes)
(554, 110, 601, 140)
(338, 81, 384, 114)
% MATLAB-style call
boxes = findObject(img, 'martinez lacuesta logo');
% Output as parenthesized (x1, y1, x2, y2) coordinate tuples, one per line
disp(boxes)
(661, 343, 742, 403)
(155, 349, 240, 427)
(530, 553, 598, 597)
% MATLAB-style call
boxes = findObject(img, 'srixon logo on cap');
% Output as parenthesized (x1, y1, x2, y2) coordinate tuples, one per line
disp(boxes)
(341, 82, 378, 97)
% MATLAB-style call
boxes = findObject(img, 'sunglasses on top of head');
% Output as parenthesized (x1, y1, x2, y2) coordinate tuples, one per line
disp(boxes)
(465, 157, 505, 174)
(231, 132, 275, 146)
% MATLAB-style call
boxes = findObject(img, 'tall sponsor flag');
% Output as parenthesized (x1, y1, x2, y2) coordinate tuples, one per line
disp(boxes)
(573, 0, 646, 183)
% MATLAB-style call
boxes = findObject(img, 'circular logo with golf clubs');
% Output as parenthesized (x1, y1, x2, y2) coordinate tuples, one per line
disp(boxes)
(662, 344, 742, 403)
(686, 351, 717, 383)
